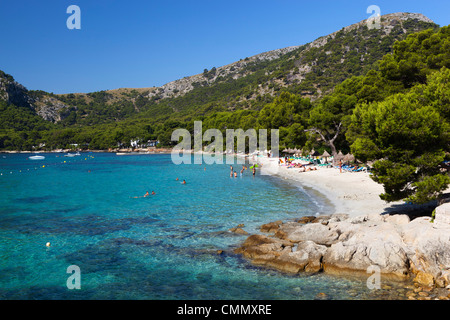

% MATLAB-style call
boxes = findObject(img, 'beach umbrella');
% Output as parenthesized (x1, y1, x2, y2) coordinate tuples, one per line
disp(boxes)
(321, 150, 331, 158)
(321, 150, 331, 162)
(335, 151, 344, 160)
(333, 150, 345, 164)
(343, 153, 355, 163)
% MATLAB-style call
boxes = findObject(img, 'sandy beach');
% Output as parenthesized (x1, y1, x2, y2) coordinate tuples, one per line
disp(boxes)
(254, 156, 439, 218)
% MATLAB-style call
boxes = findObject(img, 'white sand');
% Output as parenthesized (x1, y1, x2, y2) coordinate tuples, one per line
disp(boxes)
(254, 156, 405, 217)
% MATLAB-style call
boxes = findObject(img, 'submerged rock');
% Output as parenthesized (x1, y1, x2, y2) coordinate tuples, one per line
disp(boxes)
(260, 220, 283, 233)
(229, 224, 249, 235)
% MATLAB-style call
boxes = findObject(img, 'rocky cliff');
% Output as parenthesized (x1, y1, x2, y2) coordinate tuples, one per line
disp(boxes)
(141, 12, 437, 101)
(0, 71, 69, 122)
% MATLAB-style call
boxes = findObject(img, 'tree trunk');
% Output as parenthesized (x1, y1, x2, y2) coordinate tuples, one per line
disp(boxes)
(305, 122, 342, 156)
(328, 141, 337, 156)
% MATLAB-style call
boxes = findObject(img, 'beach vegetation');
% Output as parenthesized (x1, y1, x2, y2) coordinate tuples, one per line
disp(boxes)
(346, 26, 450, 204)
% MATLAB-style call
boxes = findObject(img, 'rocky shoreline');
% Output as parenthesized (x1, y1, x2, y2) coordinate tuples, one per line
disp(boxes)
(233, 204, 450, 300)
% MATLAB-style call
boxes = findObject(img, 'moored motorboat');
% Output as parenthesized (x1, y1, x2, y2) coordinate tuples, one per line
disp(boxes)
(29, 155, 45, 160)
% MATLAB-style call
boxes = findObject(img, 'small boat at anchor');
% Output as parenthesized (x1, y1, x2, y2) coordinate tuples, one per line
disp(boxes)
(29, 155, 45, 160)
(65, 152, 81, 157)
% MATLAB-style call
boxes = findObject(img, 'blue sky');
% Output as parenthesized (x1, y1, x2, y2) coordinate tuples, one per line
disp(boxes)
(0, 0, 449, 93)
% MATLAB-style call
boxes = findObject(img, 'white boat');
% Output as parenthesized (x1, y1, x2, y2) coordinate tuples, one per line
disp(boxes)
(116, 152, 142, 155)
(29, 155, 45, 160)
(64, 152, 81, 157)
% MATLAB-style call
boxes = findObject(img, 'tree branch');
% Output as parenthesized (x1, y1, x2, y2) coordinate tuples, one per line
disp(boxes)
(330, 122, 342, 144)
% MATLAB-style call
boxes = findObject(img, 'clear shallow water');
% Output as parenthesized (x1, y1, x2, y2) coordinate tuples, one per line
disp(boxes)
(0, 152, 374, 300)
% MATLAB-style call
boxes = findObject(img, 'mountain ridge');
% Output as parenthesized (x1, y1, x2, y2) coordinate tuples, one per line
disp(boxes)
(0, 12, 439, 125)
(105, 12, 436, 100)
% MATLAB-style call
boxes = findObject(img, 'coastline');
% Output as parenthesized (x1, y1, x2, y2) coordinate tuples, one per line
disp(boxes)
(234, 154, 450, 298)
(254, 155, 440, 218)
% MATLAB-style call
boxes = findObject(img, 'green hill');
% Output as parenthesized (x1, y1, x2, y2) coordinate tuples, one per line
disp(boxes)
(0, 12, 441, 150)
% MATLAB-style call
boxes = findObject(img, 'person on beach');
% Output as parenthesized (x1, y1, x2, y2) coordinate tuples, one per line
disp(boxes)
(339, 160, 342, 173)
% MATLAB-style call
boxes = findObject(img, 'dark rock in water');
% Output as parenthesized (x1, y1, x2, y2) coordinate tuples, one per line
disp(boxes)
(260, 220, 283, 233)
(314, 292, 330, 300)
(229, 225, 249, 235)
(59, 243, 129, 273)
(2, 213, 159, 236)
(295, 216, 316, 224)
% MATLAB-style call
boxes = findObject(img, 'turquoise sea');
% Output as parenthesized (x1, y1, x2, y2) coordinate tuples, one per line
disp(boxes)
(0, 152, 377, 300)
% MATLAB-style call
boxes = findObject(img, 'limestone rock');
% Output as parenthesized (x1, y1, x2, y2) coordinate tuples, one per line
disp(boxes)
(281, 222, 340, 246)
(296, 216, 316, 224)
(260, 220, 283, 233)
(235, 206, 450, 287)
(435, 203, 450, 225)
(234, 234, 292, 260)
(402, 215, 450, 287)
(414, 271, 435, 287)
(279, 241, 327, 272)
(234, 235, 327, 274)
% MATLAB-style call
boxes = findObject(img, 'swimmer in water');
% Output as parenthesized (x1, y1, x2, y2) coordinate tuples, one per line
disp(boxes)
(182, 180, 186, 184)
(151, 191, 156, 195)
(176, 177, 179, 181)
(144, 191, 150, 197)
